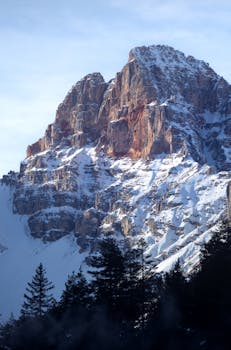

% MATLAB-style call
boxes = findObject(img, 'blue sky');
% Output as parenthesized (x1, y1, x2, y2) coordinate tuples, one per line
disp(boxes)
(1, 0, 231, 177)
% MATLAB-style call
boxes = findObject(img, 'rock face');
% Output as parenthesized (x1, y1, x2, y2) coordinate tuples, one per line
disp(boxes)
(27, 73, 108, 157)
(9, 45, 231, 270)
(26, 46, 231, 169)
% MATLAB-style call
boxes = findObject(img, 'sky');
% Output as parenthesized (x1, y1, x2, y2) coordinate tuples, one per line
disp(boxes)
(0, 0, 231, 177)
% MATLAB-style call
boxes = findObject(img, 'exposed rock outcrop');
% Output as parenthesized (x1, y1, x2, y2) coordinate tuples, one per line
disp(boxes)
(11, 45, 231, 260)
(27, 73, 108, 157)
(26, 45, 231, 168)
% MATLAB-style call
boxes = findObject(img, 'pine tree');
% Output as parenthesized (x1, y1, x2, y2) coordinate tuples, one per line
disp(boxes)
(157, 260, 187, 333)
(60, 268, 91, 310)
(191, 222, 231, 331)
(130, 238, 154, 330)
(60, 271, 77, 309)
(21, 263, 54, 318)
(87, 238, 125, 311)
(121, 240, 144, 324)
(0, 312, 16, 348)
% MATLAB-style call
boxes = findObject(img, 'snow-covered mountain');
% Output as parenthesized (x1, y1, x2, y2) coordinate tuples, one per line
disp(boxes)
(1, 45, 231, 321)
(0, 183, 88, 321)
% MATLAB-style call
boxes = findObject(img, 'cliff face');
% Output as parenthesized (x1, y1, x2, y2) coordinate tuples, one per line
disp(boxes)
(27, 45, 231, 167)
(9, 44, 231, 269)
(27, 73, 108, 157)
(102, 46, 230, 162)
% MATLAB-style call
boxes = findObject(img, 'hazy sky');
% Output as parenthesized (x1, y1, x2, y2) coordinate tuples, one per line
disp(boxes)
(1, 0, 231, 177)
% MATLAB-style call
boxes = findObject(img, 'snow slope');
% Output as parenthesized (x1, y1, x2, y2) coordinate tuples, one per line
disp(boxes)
(0, 147, 230, 321)
(0, 184, 86, 322)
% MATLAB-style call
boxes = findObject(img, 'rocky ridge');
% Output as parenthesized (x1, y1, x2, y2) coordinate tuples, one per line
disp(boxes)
(2, 44, 231, 272)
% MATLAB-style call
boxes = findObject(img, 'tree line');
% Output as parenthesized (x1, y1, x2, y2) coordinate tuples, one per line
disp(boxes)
(0, 222, 231, 349)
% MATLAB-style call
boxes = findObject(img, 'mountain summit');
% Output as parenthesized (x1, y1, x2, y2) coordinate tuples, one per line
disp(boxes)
(27, 45, 231, 168)
(1, 45, 231, 318)
(9, 44, 231, 249)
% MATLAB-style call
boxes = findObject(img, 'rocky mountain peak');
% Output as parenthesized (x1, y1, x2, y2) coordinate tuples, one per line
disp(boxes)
(27, 72, 108, 157)
(129, 44, 210, 72)
(129, 44, 230, 112)
(1, 44, 231, 322)
(8, 45, 231, 268)
(57, 72, 106, 115)
(26, 44, 231, 168)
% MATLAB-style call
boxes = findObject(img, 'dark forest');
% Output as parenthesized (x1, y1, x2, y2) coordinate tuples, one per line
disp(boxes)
(1, 223, 231, 350)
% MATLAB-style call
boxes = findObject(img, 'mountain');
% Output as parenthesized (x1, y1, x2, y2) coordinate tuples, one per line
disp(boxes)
(1, 44, 231, 320)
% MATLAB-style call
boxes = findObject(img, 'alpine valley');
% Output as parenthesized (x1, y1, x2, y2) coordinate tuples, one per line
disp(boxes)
(1, 45, 231, 321)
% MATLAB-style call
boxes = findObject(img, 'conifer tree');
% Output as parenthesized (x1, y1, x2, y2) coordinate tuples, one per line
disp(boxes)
(60, 268, 91, 310)
(87, 238, 125, 311)
(157, 260, 187, 334)
(190, 222, 231, 331)
(121, 240, 146, 324)
(136, 238, 154, 330)
(60, 271, 77, 309)
(21, 263, 54, 318)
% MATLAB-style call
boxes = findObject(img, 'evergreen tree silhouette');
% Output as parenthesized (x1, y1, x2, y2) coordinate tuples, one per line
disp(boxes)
(87, 238, 125, 311)
(60, 268, 91, 310)
(21, 263, 54, 318)
(189, 222, 231, 348)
